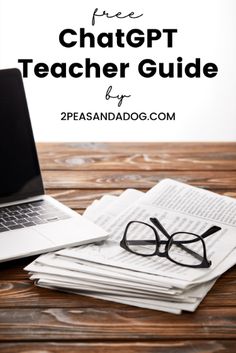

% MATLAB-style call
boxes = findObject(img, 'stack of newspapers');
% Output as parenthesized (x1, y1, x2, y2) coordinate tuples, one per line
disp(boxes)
(25, 179, 236, 314)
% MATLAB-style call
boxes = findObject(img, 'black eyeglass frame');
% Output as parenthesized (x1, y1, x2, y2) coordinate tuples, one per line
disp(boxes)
(120, 217, 221, 268)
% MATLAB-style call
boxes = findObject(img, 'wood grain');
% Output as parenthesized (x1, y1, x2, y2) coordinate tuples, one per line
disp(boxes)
(37, 143, 236, 172)
(42, 170, 236, 189)
(38, 151, 236, 171)
(1, 341, 236, 353)
(0, 307, 235, 340)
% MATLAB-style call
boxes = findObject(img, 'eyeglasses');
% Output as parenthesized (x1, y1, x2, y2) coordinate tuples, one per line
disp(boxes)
(120, 217, 221, 268)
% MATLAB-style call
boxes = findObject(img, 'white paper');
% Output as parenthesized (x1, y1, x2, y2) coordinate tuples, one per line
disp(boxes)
(62, 179, 236, 282)
(25, 179, 236, 314)
(83, 195, 117, 221)
(86, 189, 144, 227)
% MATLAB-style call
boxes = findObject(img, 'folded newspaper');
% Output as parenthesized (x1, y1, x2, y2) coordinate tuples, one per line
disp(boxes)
(25, 179, 236, 314)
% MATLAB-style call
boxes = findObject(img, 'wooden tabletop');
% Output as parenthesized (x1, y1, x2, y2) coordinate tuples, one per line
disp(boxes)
(1, 142, 236, 353)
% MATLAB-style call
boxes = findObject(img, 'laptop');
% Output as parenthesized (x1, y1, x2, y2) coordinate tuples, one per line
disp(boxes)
(0, 68, 108, 263)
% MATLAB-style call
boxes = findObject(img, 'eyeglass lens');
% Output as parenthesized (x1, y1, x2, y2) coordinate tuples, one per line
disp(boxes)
(125, 222, 157, 255)
(168, 233, 204, 266)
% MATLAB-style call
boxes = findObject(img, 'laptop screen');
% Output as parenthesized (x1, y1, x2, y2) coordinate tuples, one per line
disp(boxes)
(0, 69, 44, 204)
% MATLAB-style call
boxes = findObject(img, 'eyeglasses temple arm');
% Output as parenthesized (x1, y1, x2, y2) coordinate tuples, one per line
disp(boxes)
(201, 225, 221, 239)
(150, 217, 171, 239)
(180, 226, 222, 245)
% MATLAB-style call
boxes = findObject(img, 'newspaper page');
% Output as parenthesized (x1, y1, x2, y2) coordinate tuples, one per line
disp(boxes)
(60, 179, 236, 282)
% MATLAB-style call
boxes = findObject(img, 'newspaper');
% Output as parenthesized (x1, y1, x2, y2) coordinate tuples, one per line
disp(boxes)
(59, 179, 236, 282)
(25, 179, 236, 314)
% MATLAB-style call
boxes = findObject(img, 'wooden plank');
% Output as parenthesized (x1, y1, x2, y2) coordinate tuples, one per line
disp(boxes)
(38, 151, 236, 171)
(45, 189, 236, 209)
(0, 307, 235, 340)
(36, 142, 236, 171)
(1, 341, 236, 353)
(36, 142, 236, 154)
(41, 170, 236, 189)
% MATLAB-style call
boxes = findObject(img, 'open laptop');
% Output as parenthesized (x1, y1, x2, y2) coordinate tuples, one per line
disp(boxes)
(0, 68, 108, 262)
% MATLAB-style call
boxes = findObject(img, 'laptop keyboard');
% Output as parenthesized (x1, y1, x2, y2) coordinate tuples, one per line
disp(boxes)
(0, 200, 71, 233)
